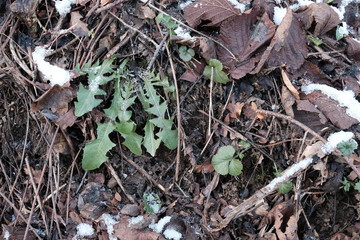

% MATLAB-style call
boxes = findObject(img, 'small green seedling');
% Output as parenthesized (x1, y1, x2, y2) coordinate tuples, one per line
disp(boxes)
(337, 139, 358, 156)
(155, 13, 178, 30)
(273, 165, 293, 194)
(355, 181, 360, 191)
(341, 177, 351, 192)
(143, 192, 162, 213)
(179, 45, 195, 62)
(203, 59, 229, 84)
(307, 35, 323, 46)
(212, 145, 243, 176)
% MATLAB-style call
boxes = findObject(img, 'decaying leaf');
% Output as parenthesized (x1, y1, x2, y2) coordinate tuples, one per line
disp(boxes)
(281, 85, 296, 117)
(303, 90, 358, 129)
(345, 37, 360, 64)
(217, 9, 276, 79)
(70, 11, 89, 37)
(296, 3, 340, 36)
(281, 69, 299, 100)
(254, 9, 307, 73)
(183, 0, 243, 28)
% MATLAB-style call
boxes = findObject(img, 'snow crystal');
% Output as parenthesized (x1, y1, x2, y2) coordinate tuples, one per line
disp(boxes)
(179, 0, 194, 9)
(32, 46, 72, 86)
(301, 83, 360, 122)
(337, 22, 349, 37)
(128, 216, 144, 226)
(174, 26, 192, 39)
(101, 214, 118, 240)
(227, 0, 246, 13)
(4, 231, 10, 240)
(273, 7, 287, 26)
(55, 0, 76, 15)
(322, 131, 354, 154)
(76, 223, 94, 237)
(163, 228, 182, 240)
(149, 216, 172, 233)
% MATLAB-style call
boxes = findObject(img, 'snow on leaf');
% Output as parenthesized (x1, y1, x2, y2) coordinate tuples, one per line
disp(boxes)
(82, 122, 116, 170)
(183, 0, 243, 28)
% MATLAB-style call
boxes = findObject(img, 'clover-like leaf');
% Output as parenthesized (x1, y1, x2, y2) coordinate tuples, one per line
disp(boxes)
(212, 145, 242, 176)
(337, 139, 358, 156)
(203, 59, 229, 84)
(179, 45, 195, 62)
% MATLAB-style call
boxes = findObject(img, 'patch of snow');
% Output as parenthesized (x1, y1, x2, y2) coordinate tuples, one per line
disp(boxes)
(179, 0, 194, 9)
(54, 0, 76, 15)
(266, 157, 313, 191)
(101, 214, 118, 240)
(322, 131, 354, 154)
(149, 216, 172, 233)
(128, 216, 144, 226)
(145, 193, 161, 213)
(330, 6, 344, 21)
(290, 0, 314, 11)
(76, 223, 94, 237)
(174, 26, 192, 39)
(337, 22, 349, 38)
(273, 7, 287, 26)
(163, 228, 182, 240)
(89, 76, 101, 92)
(227, 0, 246, 13)
(301, 83, 360, 122)
(32, 46, 72, 86)
(4, 231, 10, 240)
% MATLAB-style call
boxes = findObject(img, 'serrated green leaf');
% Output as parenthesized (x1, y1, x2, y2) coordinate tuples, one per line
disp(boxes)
(143, 121, 161, 156)
(75, 83, 105, 117)
(212, 146, 236, 175)
(82, 122, 116, 170)
(278, 182, 293, 194)
(203, 59, 229, 84)
(229, 159, 243, 176)
(337, 140, 358, 156)
(179, 46, 195, 62)
(115, 121, 142, 155)
(157, 128, 178, 150)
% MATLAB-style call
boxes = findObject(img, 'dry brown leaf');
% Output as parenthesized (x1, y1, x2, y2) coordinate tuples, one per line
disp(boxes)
(199, 37, 217, 60)
(296, 3, 340, 36)
(253, 9, 307, 73)
(202, 172, 219, 197)
(281, 85, 296, 117)
(70, 11, 89, 37)
(55, 108, 77, 129)
(345, 37, 360, 65)
(281, 69, 300, 100)
(183, 0, 242, 27)
(303, 90, 358, 129)
(217, 9, 276, 79)
(179, 60, 205, 82)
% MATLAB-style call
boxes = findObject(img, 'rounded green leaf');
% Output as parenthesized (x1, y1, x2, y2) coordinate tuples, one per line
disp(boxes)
(229, 159, 243, 176)
(337, 140, 358, 156)
(179, 46, 195, 62)
(212, 146, 236, 175)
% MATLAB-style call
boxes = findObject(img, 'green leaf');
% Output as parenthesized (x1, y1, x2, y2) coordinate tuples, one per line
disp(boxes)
(239, 140, 251, 150)
(341, 177, 351, 192)
(212, 146, 241, 175)
(115, 121, 143, 155)
(143, 121, 161, 156)
(179, 46, 195, 62)
(155, 13, 178, 29)
(82, 122, 116, 170)
(278, 182, 293, 194)
(337, 139, 358, 156)
(228, 158, 243, 176)
(307, 35, 323, 46)
(75, 83, 106, 117)
(157, 128, 178, 150)
(203, 59, 229, 84)
(354, 181, 360, 191)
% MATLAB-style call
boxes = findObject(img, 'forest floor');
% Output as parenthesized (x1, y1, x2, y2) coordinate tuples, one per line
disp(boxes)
(1, 0, 360, 239)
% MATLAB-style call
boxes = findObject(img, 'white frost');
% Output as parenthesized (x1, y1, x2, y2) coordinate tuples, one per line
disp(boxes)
(32, 46, 72, 86)
(4, 231, 10, 240)
(55, 0, 76, 15)
(76, 223, 94, 237)
(101, 214, 118, 240)
(179, 0, 194, 9)
(301, 83, 360, 122)
(128, 216, 144, 226)
(227, 0, 246, 13)
(322, 131, 354, 154)
(149, 216, 172, 233)
(174, 26, 192, 39)
(273, 7, 287, 26)
(163, 228, 183, 240)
